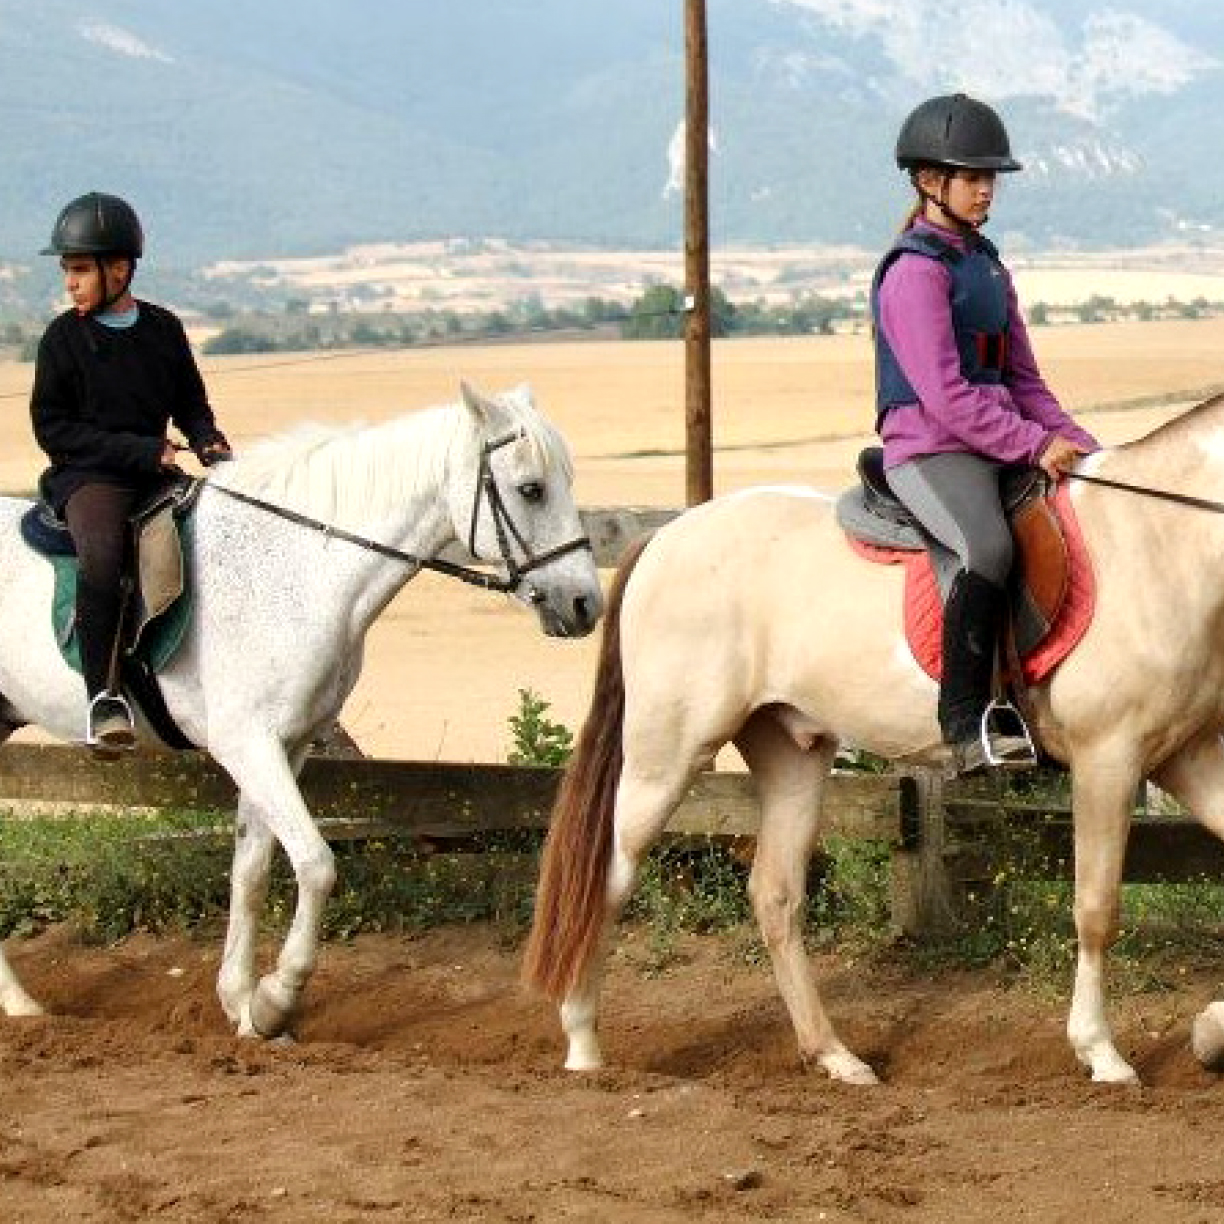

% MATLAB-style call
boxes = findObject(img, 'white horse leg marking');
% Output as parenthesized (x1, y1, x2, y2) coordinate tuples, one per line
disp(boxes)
(1067, 746, 1143, 1083)
(1151, 733, 1224, 1070)
(737, 715, 878, 1085)
(217, 799, 276, 1025)
(561, 768, 692, 1071)
(213, 739, 335, 1038)
(0, 945, 44, 1017)
(0, 717, 40, 1017)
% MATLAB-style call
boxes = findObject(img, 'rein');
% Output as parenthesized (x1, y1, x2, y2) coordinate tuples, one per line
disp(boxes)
(1066, 471, 1224, 516)
(205, 430, 592, 595)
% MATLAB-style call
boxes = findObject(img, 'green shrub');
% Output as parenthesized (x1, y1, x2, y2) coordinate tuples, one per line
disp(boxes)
(506, 688, 573, 767)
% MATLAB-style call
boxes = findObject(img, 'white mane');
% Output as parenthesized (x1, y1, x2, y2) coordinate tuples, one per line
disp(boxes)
(210, 388, 572, 531)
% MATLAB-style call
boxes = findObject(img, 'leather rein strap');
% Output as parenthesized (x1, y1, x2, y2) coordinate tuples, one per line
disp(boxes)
(205, 430, 592, 595)
(1066, 471, 1224, 515)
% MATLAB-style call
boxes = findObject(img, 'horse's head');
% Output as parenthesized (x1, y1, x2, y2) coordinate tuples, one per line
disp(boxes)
(450, 382, 603, 638)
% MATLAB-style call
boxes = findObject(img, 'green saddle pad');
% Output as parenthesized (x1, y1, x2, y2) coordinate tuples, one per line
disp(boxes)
(50, 527, 194, 677)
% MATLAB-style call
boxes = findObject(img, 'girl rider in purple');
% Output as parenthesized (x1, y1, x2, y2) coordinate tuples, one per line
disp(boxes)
(872, 94, 1099, 774)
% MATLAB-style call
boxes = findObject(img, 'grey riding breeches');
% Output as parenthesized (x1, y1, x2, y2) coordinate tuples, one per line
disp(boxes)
(884, 451, 1014, 587)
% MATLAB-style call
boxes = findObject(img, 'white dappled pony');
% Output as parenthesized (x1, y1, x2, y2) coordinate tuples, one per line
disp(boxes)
(0, 382, 602, 1037)
(525, 393, 1224, 1086)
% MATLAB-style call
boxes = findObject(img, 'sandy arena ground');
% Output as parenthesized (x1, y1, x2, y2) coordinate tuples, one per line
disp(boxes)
(0, 323, 1222, 1223)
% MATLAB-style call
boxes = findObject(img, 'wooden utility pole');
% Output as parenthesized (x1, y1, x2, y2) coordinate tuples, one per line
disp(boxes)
(684, 0, 713, 505)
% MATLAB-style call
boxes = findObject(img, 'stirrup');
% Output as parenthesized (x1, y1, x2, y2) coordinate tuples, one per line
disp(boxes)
(980, 699, 1037, 770)
(86, 692, 136, 757)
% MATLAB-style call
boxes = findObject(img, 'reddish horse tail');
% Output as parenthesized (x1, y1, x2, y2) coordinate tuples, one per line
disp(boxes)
(521, 533, 651, 1001)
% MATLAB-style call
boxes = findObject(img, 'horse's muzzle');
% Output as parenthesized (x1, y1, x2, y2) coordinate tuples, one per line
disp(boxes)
(531, 588, 602, 639)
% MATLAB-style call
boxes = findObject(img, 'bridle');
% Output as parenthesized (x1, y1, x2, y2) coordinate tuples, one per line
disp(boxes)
(206, 430, 592, 596)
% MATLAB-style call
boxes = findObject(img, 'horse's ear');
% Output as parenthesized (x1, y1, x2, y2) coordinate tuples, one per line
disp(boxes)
(459, 380, 487, 419)
(460, 381, 502, 431)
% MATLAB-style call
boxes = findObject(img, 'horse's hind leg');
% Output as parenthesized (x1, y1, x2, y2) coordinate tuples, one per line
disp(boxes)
(0, 947, 44, 1017)
(560, 763, 698, 1071)
(0, 717, 42, 1017)
(735, 712, 878, 1085)
(216, 797, 276, 1026)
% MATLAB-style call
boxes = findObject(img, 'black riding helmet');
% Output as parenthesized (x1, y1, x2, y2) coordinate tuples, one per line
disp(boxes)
(42, 192, 144, 258)
(896, 93, 1022, 173)
(42, 192, 143, 316)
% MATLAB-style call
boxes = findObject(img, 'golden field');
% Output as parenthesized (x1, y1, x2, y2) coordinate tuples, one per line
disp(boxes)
(0, 316, 1221, 761)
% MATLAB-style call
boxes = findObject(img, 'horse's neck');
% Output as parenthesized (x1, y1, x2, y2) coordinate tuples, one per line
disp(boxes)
(1096, 429, 1224, 601)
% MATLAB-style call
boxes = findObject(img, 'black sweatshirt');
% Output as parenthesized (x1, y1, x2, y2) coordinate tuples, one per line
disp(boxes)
(30, 302, 226, 509)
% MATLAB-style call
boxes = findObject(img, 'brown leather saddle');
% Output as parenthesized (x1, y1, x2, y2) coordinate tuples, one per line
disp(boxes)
(842, 447, 1071, 660)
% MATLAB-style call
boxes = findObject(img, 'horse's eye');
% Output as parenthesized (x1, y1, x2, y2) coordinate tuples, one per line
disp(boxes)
(519, 481, 545, 503)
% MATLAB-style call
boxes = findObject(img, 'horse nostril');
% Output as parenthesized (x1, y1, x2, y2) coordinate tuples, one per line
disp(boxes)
(574, 595, 590, 626)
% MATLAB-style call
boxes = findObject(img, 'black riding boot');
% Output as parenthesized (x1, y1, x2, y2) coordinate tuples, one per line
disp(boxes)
(76, 577, 135, 755)
(939, 570, 1032, 774)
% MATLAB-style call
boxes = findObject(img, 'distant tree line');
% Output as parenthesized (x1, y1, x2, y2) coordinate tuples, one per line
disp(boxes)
(2, 288, 1223, 363)
(201, 295, 631, 355)
(618, 284, 859, 339)
(198, 284, 866, 355)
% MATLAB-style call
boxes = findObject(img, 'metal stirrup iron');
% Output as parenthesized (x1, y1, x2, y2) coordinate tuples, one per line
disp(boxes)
(979, 698, 1037, 769)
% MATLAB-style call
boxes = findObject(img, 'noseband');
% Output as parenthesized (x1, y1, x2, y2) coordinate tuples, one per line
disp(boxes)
(207, 429, 592, 595)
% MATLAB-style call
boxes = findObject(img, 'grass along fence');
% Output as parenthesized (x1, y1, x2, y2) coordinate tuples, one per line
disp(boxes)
(0, 744, 1214, 942)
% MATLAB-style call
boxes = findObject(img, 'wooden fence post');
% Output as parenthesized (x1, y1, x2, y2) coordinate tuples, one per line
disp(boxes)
(889, 769, 959, 937)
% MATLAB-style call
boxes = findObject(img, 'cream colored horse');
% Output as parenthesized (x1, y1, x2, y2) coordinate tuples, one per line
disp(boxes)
(524, 393, 1224, 1085)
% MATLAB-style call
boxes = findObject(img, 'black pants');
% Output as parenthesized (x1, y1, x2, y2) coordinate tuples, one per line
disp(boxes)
(63, 483, 141, 700)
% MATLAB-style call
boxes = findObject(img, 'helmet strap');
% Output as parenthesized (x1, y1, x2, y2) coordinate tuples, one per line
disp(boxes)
(88, 256, 136, 316)
(913, 170, 986, 233)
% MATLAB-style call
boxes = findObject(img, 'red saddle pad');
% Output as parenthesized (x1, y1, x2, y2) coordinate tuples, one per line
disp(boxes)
(848, 484, 1095, 683)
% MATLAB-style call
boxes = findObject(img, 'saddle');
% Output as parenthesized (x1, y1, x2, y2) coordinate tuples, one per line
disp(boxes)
(835, 448, 1095, 685)
(20, 477, 204, 748)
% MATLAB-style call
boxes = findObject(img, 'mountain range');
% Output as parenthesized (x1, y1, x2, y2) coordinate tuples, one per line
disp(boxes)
(0, 0, 1220, 276)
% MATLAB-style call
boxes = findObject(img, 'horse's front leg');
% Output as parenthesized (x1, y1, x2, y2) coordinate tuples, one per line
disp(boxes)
(1067, 744, 1144, 1083)
(213, 738, 335, 1039)
(1150, 732, 1224, 1070)
(216, 797, 276, 1027)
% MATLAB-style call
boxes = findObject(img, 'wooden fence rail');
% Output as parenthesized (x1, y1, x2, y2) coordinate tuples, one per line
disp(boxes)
(0, 746, 1217, 937)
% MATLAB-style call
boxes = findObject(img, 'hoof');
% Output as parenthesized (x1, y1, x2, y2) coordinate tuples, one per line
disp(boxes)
(823, 1055, 880, 1086)
(811, 1046, 880, 1086)
(1192, 1003, 1224, 1071)
(564, 1052, 604, 1072)
(245, 977, 298, 1040)
(1077, 1046, 1140, 1084)
(4, 998, 45, 1019)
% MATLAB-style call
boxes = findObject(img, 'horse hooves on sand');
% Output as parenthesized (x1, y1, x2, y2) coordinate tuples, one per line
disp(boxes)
(241, 980, 300, 1040)
(810, 1049, 880, 1086)
(1191, 1003, 1224, 1071)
